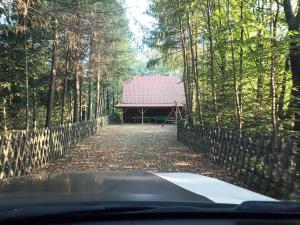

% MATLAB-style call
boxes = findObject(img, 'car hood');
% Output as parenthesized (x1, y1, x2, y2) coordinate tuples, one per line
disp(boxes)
(0, 171, 275, 206)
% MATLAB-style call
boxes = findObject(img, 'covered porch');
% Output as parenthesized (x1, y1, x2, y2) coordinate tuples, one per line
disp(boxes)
(116, 106, 173, 124)
(115, 103, 183, 124)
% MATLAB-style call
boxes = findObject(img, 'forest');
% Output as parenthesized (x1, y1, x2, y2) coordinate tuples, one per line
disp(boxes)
(147, 0, 300, 139)
(0, 0, 136, 130)
(0, 0, 300, 140)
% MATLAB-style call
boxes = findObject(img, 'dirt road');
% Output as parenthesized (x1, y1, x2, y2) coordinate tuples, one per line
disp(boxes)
(34, 124, 239, 185)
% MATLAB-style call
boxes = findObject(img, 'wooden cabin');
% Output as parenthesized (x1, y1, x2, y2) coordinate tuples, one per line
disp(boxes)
(115, 76, 185, 124)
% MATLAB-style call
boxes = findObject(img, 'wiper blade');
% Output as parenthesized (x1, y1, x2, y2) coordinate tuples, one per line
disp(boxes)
(236, 201, 300, 214)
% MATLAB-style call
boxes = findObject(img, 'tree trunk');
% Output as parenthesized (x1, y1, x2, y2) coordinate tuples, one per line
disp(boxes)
(207, 0, 218, 124)
(178, 17, 191, 123)
(184, 16, 193, 123)
(187, 14, 203, 125)
(79, 77, 83, 121)
(3, 98, 7, 132)
(69, 81, 73, 123)
(278, 58, 289, 119)
(112, 86, 115, 115)
(61, 44, 70, 125)
(217, 0, 227, 95)
(95, 70, 100, 118)
(102, 88, 106, 115)
(106, 89, 109, 115)
(87, 33, 94, 120)
(176, 0, 192, 124)
(238, 0, 244, 131)
(24, 28, 29, 130)
(30, 40, 37, 129)
(45, 25, 58, 128)
(282, 0, 300, 131)
(73, 64, 80, 123)
(270, 1, 279, 145)
(88, 76, 93, 120)
(226, 0, 242, 131)
(194, 37, 203, 125)
(256, 0, 265, 110)
(32, 78, 37, 129)
(99, 86, 103, 116)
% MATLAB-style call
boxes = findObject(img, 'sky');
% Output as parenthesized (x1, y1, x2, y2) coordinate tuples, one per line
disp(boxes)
(124, 0, 155, 49)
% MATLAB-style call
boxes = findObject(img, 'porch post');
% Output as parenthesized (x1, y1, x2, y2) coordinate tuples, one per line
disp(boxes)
(141, 108, 144, 125)
(121, 108, 124, 124)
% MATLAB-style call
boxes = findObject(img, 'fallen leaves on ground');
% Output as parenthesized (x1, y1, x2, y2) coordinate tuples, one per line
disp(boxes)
(32, 124, 242, 186)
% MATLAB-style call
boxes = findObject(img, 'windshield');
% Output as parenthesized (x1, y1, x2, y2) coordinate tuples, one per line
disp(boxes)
(0, 0, 299, 214)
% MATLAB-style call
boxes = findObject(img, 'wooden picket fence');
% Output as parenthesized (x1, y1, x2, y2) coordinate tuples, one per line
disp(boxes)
(0, 116, 109, 179)
(177, 121, 300, 199)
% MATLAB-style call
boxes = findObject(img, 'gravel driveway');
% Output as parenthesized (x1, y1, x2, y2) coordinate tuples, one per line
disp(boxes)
(34, 124, 240, 185)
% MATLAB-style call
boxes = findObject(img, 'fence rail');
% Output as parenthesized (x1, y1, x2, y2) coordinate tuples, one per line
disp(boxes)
(0, 116, 109, 179)
(177, 121, 300, 199)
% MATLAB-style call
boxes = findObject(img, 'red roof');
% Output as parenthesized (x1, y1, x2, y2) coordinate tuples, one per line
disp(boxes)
(115, 76, 185, 108)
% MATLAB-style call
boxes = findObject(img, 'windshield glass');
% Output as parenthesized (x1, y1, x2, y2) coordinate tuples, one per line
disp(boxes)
(0, 0, 299, 213)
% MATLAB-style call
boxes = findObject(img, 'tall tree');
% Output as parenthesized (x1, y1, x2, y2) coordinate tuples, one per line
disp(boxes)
(45, 19, 58, 128)
(282, 0, 300, 131)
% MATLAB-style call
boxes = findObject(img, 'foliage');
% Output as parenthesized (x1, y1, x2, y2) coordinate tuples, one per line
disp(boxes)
(0, 0, 136, 130)
(147, 0, 300, 136)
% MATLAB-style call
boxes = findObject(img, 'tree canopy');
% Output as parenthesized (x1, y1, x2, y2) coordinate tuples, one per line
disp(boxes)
(1, 0, 300, 139)
(147, 0, 300, 138)
(0, 0, 136, 130)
